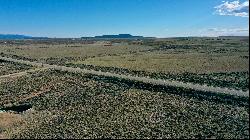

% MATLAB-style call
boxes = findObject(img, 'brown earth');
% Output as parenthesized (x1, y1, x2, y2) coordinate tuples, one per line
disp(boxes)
(0, 112, 23, 139)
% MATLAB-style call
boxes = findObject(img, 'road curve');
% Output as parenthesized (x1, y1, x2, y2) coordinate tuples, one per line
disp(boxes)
(0, 56, 249, 97)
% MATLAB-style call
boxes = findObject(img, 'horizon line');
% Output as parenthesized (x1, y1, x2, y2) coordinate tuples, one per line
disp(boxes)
(0, 33, 249, 39)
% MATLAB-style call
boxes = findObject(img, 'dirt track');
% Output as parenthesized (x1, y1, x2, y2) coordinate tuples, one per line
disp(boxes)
(0, 56, 249, 97)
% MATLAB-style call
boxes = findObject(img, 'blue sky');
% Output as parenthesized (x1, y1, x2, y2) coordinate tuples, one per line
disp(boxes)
(0, 0, 249, 37)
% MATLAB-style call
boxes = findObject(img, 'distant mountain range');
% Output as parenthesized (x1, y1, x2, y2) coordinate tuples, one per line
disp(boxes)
(0, 34, 48, 39)
(1, 34, 247, 40)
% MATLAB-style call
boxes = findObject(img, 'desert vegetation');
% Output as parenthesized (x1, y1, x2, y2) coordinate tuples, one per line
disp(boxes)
(0, 70, 248, 139)
(0, 37, 249, 139)
(0, 60, 33, 76)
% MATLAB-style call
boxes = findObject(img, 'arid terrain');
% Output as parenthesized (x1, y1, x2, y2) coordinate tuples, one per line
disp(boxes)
(0, 37, 249, 139)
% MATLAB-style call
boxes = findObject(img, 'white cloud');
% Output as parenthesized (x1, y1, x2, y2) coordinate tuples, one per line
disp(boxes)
(214, 0, 249, 17)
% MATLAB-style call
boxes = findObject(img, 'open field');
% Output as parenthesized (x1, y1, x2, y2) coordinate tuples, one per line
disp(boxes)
(0, 42, 154, 64)
(0, 38, 248, 69)
(0, 37, 249, 139)
(0, 0, 249, 138)
(74, 50, 249, 74)
(1, 38, 248, 90)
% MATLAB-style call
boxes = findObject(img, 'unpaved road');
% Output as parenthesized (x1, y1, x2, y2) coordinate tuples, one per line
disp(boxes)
(0, 56, 249, 97)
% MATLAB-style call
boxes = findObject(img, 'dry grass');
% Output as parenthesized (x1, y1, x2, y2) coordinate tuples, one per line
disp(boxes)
(0, 39, 248, 74)
(0, 43, 153, 61)
(0, 112, 24, 139)
(0, 112, 22, 129)
(74, 51, 249, 74)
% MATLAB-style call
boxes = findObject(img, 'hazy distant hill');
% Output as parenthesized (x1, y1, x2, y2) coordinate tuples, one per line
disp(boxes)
(218, 36, 249, 39)
(0, 34, 48, 39)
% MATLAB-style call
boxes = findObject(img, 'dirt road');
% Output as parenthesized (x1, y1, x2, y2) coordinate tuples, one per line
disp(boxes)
(0, 56, 248, 97)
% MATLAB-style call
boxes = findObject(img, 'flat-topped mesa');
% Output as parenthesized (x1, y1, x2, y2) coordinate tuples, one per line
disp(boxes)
(81, 34, 156, 39)
(94, 34, 143, 39)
